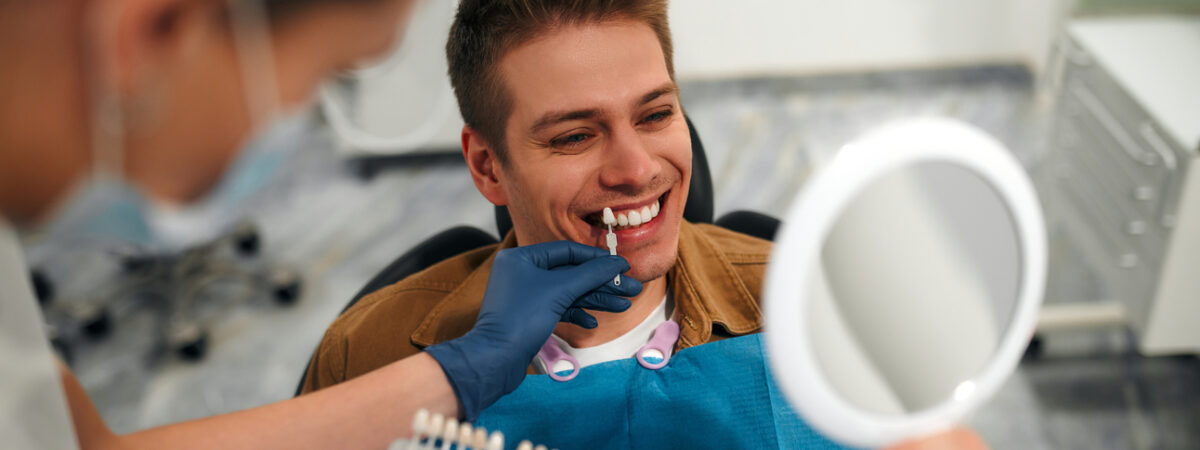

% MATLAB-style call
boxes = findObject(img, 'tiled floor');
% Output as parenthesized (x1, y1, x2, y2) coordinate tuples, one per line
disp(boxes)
(29, 65, 1199, 448)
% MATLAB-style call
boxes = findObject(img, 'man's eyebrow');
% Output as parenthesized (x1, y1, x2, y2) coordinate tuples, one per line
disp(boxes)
(530, 109, 602, 134)
(528, 83, 679, 134)
(638, 83, 679, 106)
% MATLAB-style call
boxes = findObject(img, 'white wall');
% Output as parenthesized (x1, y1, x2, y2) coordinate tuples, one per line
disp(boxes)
(668, 0, 1073, 80)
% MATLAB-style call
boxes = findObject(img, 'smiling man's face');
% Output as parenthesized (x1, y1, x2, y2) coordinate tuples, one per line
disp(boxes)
(465, 19, 691, 283)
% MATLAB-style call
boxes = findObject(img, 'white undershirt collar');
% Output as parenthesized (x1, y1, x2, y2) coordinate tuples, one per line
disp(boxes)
(534, 289, 673, 373)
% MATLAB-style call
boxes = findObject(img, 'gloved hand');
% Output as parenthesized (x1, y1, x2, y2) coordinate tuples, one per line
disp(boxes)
(426, 240, 642, 421)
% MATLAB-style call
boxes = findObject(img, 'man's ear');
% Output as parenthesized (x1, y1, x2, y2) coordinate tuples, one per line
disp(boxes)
(462, 125, 509, 207)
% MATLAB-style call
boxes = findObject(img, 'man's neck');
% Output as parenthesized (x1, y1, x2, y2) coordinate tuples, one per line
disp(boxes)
(553, 276, 668, 349)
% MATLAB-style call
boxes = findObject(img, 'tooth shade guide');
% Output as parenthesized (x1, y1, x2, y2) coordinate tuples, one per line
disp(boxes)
(606, 224, 620, 286)
(458, 423, 474, 448)
(487, 431, 505, 450)
(472, 428, 488, 449)
(439, 418, 459, 450)
(428, 414, 444, 444)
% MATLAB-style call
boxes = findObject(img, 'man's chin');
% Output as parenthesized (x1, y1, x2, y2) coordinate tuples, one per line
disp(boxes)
(626, 257, 674, 285)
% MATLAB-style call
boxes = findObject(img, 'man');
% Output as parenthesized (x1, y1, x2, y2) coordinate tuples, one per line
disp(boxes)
(302, 2, 989, 447)
(302, 0, 767, 393)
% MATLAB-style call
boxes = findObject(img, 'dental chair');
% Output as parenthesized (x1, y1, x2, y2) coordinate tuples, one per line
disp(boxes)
(295, 116, 781, 395)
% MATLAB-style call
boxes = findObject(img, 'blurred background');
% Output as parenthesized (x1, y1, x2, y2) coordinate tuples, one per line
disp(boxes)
(20, 0, 1200, 448)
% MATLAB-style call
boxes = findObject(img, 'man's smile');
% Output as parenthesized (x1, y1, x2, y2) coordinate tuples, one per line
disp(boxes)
(573, 187, 673, 252)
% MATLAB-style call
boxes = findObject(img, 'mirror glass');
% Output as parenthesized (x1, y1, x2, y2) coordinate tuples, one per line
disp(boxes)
(806, 161, 1021, 415)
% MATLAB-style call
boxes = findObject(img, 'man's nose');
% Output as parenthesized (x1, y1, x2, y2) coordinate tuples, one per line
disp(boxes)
(598, 125, 659, 190)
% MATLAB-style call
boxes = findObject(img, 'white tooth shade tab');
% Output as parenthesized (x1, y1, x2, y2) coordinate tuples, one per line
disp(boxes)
(602, 207, 616, 226)
(458, 423, 474, 447)
(628, 210, 643, 226)
(429, 414, 445, 440)
(472, 428, 488, 449)
(487, 431, 505, 450)
(444, 418, 460, 445)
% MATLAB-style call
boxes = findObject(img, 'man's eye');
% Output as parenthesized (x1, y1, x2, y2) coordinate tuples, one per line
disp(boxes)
(641, 109, 673, 124)
(551, 132, 592, 148)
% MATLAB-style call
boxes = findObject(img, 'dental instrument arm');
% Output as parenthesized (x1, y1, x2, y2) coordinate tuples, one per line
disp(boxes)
(59, 241, 639, 449)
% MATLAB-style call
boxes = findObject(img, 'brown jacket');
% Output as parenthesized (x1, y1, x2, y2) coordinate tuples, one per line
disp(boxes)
(300, 220, 772, 393)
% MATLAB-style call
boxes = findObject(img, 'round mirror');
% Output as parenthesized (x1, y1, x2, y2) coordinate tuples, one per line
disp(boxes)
(764, 118, 1046, 448)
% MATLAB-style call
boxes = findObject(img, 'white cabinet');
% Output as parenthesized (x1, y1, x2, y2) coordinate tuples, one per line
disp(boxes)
(1042, 16, 1200, 354)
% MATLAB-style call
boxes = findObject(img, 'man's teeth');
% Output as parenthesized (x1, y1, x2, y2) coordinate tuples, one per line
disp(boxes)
(602, 200, 661, 229)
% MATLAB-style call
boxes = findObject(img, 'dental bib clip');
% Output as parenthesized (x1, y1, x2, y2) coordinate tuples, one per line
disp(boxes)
(636, 320, 680, 370)
(538, 338, 581, 382)
(537, 319, 681, 382)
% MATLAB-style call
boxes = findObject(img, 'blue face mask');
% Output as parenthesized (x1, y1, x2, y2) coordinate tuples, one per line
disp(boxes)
(143, 110, 306, 248)
(35, 174, 156, 246)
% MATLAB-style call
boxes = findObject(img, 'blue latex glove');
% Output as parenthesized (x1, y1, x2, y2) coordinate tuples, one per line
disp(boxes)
(426, 240, 642, 421)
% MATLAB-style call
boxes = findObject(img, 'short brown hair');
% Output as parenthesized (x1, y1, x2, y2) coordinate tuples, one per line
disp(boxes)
(446, 0, 674, 163)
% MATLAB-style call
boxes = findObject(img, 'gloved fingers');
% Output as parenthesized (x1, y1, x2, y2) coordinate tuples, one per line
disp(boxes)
(561, 307, 599, 329)
(512, 240, 613, 270)
(553, 255, 632, 298)
(590, 274, 643, 298)
(572, 292, 632, 313)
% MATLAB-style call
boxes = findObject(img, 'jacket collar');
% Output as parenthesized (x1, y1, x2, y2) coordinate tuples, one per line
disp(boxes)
(411, 221, 762, 348)
(668, 221, 762, 347)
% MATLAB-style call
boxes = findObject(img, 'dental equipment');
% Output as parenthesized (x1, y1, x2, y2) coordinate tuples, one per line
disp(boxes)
(399, 410, 522, 450)
(636, 320, 680, 369)
(438, 417, 458, 450)
(487, 431, 505, 450)
(472, 427, 488, 449)
(422, 413, 443, 450)
(537, 318, 682, 382)
(538, 338, 581, 382)
(602, 207, 620, 286)
(396, 409, 429, 450)
(458, 422, 473, 449)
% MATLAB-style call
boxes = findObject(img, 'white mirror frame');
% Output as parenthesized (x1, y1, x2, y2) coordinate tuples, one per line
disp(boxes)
(764, 118, 1047, 448)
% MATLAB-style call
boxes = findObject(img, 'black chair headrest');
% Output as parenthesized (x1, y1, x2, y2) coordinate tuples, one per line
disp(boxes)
(494, 115, 713, 238)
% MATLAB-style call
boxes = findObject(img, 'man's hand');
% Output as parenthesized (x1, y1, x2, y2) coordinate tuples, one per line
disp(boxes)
(426, 241, 642, 421)
(887, 427, 989, 450)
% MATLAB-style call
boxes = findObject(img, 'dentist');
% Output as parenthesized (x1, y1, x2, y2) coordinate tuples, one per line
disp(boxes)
(0, 0, 637, 448)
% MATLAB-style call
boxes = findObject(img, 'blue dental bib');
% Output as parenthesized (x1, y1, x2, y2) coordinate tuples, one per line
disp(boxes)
(475, 334, 851, 449)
